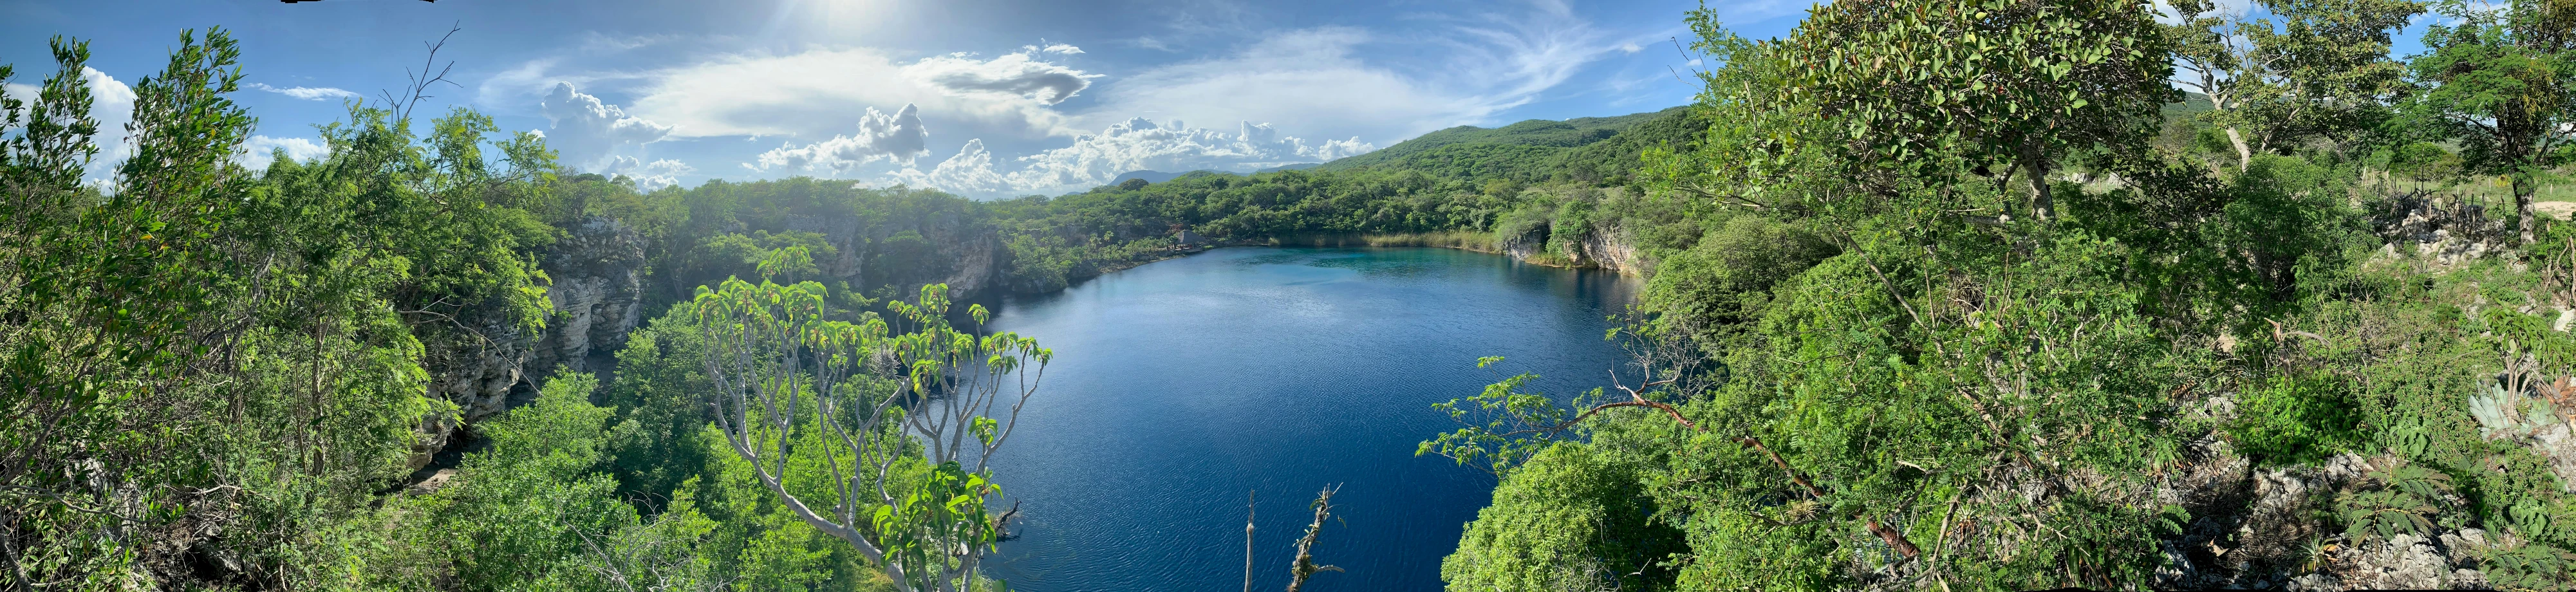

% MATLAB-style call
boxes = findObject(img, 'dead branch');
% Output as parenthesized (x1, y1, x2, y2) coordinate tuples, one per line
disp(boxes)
(1285, 485, 1343, 592)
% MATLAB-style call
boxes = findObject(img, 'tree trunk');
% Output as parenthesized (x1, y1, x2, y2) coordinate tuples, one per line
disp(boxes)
(2519, 175, 2537, 246)
(2224, 127, 2253, 171)
(2017, 140, 2053, 221)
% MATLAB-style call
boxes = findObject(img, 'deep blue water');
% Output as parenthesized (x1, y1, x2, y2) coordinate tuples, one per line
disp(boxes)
(981, 247, 1638, 592)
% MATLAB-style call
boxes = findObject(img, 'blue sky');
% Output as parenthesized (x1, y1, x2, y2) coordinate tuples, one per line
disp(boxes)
(2, 0, 1825, 196)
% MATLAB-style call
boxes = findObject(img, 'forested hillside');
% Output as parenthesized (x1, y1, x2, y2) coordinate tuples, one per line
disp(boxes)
(0, 26, 1701, 589)
(5, 0, 2575, 588)
(1429, 0, 2576, 590)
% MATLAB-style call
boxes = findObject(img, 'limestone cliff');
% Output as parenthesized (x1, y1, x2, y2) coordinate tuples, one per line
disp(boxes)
(413, 216, 649, 469)
(789, 210, 1009, 301)
(1499, 221, 1652, 276)
(531, 216, 647, 376)
(412, 308, 537, 468)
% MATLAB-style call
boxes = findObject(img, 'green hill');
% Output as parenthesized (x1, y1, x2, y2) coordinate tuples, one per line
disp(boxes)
(1314, 106, 1699, 185)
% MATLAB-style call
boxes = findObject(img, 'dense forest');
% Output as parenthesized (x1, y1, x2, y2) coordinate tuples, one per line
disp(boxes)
(4, 0, 2576, 589)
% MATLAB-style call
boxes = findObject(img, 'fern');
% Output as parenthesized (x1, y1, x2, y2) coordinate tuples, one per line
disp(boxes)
(2483, 544, 2576, 592)
(2336, 463, 2456, 542)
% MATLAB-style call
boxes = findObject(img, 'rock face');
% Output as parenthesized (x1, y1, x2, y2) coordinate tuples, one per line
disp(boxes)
(1499, 222, 1649, 275)
(531, 216, 648, 376)
(1562, 228, 1648, 274)
(413, 309, 537, 468)
(411, 216, 646, 470)
(790, 211, 1009, 301)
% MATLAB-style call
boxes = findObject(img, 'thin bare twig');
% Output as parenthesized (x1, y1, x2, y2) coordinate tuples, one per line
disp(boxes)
(378, 23, 463, 122)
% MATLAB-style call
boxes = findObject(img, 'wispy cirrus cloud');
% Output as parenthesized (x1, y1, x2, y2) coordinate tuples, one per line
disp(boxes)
(248, 82, 359, 101)
(1077, 0, 1630, 147)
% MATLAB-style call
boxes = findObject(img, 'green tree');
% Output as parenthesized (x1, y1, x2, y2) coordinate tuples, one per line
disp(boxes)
(693, 279, 1047, 591)
(1781, 0, 2175, 219)
(2404, 0, 2576, 244)
(2169, 0, 2425, 169)
(1442, 443, 1684, 592)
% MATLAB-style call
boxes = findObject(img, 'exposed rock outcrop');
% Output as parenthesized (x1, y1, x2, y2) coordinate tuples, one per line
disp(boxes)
(2369, 189, 2510, 265)
(531, 216, 647, 376)
(413, 310, 537, 468)
(790, 210, 1009, 301)
(1500, 222, 1649, 275)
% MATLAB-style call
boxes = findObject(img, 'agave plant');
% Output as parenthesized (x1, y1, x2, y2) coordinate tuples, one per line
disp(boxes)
(2475, 382, 2543, 438)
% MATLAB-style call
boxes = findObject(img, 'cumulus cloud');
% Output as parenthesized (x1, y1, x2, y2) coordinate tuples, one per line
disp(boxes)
(884, 139, 1008, 196)
(622, 47, 1090, 142)
(749, 103, 929, 173)
(2, 68, 138, 183)
(1008, 117, 1370, 190)
(541, 82, 673, 169)
(904, 51, 1099, 106)
(1037, 44, 1083, 54)
(248, 82, 359, 101)
(602, 156, 695, 190)
(874, 116, 1370, 198)
(234, 135, 328, 167)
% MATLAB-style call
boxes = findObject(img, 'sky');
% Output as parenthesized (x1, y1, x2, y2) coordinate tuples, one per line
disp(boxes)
(3, 0, 2455, 198)
(0, 0, 1832, 197)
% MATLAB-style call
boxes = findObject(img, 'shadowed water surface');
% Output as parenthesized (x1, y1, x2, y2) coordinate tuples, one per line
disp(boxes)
(982, 247, 1636, 591)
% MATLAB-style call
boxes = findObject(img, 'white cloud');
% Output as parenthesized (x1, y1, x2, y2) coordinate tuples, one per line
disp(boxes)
(235, 135, 327, 167)
(9, 68, 142, 183)
(1039, 44, 1084, 55)
(248, 82, 359, 101)
(885, 139, 1009, 196)
(603, 155, 694, 190)
(541, 82, 673, 169)
(622, 47, 1088, 142)
(873, 116, 1371, 198)
(749, 103, 929, 173)
(12, 70, 326, 183)
(904, 51, 1099, 106)
(1005, 117, 1370, 191)
(1081, 6, 1622, 149)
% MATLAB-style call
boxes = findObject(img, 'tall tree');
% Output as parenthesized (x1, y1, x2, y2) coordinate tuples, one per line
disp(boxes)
(2405, 0, 2576, 245)
(2169, 0, 2425, 170)
(1781, 0, 2176, 220)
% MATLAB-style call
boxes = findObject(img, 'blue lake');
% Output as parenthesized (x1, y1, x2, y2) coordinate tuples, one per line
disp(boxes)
(982, 247, 1638, 591)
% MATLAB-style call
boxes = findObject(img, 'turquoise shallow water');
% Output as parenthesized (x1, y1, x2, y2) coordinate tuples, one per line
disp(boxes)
(980, 247, 1638, 591)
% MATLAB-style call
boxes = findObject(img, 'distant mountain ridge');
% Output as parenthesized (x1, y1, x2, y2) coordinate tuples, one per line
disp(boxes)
(1293, 106, 1704, 187)
(1318, 107, 1688, 172)
(1108, 170, 1200, 185)
(1093, 106, 1701, 192)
